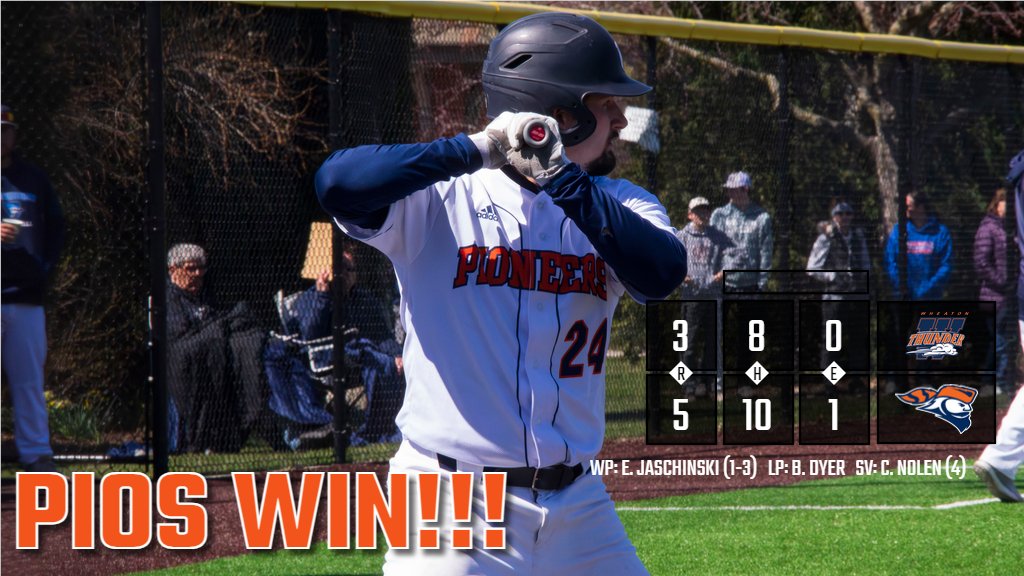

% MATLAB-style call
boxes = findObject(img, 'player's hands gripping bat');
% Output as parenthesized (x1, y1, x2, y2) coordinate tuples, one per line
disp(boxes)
(470, 111, 568, 186)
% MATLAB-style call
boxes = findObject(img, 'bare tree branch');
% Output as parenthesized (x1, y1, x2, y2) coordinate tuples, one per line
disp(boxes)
(890, 1, 943, 36)
(662, 37, 781, 108)
(854, 1, 881, 33)
(920, 107, 974, 150)
(662, 37, 869, 149)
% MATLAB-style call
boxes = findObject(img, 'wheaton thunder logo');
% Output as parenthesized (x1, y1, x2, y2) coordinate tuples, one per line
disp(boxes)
(895, 384, 978, 434)
(905, 314, 967, 360)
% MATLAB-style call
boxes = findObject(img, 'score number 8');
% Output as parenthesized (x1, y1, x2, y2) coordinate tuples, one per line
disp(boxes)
(748, 319, 842, 351)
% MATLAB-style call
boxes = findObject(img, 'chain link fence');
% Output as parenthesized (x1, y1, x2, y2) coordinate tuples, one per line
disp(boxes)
(2, 2, 1021, 475)
(2, 2, 149, 474)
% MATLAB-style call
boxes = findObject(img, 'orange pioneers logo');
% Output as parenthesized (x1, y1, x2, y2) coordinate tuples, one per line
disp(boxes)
(15, 471, 509, 551)
(895, 384, 978, 434)
(905, 313, 967, 360)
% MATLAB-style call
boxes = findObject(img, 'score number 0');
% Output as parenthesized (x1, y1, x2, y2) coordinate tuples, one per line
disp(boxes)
(825, 319, 841, 431)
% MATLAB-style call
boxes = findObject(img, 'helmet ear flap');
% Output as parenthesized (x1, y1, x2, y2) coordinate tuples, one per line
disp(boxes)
(559, 103, 597, 147)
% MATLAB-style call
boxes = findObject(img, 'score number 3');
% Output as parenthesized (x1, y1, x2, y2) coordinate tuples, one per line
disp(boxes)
(672, 319, 688, 352)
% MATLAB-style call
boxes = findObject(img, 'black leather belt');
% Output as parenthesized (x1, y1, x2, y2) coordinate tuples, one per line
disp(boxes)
(437, 454, 584, 491)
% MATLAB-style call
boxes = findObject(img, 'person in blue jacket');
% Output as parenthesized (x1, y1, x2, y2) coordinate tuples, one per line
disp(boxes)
(1, 104, 65, 473)
(884, 191, 952, 300)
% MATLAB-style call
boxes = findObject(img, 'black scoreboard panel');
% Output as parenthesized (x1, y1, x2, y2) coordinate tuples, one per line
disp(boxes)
(722, 374, 794, 444)
(798, 374, 870, 445)
(876, 301, 995, 372)
(799, 300, 871, 372)
(876, 374, 996, 443)
(646, 375, 717, 445)
(645, 298, 996, 445)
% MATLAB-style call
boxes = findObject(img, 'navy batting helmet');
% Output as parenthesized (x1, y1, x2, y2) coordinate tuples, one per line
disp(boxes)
(1008, 148, 1024, 187)
(482, 12, 651, 146)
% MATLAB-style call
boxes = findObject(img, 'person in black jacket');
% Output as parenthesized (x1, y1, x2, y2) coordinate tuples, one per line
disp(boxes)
(1, 105, 65, 472)
(166, 243, 266, 453)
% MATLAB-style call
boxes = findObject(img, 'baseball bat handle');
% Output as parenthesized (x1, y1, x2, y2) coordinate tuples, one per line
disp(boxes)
(522, 120, 552, 148)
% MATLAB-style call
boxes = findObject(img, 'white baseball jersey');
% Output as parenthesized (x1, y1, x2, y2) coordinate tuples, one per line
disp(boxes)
(338, 168, 674, 468)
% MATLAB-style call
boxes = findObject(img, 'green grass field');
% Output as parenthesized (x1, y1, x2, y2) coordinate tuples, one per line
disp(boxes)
(128, 465, 1022, 576)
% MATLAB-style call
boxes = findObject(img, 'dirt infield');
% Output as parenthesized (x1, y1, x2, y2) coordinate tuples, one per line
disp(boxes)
(0, 428, 995, 576)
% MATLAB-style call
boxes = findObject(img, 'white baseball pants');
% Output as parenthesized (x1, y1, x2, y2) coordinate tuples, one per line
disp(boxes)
(382, 439, 649, 576)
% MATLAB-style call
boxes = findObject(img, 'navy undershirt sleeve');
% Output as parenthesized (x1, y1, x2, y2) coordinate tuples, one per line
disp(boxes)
(315, 133, 482, 229)
(545, 165, 687, 300)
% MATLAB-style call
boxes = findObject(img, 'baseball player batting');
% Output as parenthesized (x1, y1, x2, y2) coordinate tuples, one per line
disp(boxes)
(316, 12, 687, 574)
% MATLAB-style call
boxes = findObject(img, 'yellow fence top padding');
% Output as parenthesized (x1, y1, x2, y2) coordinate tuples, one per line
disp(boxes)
(239, 0, 1024, 64)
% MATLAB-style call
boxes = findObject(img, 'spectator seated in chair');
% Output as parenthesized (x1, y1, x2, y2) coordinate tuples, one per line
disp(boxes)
(263, 249, 404, 450)
(166, 243, 267, 453)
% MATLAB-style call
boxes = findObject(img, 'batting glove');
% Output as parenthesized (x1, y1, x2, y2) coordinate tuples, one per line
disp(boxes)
(469, 111, 516, 170)
(504, 113, 568, 186)
(470, 112, 569, 186)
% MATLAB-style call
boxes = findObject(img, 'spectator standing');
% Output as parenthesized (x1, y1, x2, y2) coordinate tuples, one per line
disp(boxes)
(973, 188, 1017, 395)
(1, 104, 66, 472)
(806, 201, 870, 298)
(974, 148, 1024, 503)
(676, 196, 732, 393)
(884, 191, 952, 300)
(806, 201, 871, 373)
(710, 171, 773, 292)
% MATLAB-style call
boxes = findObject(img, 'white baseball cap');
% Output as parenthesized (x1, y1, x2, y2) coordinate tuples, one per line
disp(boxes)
(722, 171, 752, 189)
(688, 196, 711, 210)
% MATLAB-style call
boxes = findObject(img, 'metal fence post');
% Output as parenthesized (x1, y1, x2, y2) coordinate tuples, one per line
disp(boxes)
(145, 2, 168, 478)
(775, 47, 793, 283)
(896, 55, 912, 301)
(645, 36, 658, 194)
(328, 9, 349, 464)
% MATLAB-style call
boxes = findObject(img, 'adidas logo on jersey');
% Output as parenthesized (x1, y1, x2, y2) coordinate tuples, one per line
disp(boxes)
(476, 205, 499, 221)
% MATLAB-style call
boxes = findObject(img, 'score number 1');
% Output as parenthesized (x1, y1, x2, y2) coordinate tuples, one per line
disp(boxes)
(827, 319, 842, 431)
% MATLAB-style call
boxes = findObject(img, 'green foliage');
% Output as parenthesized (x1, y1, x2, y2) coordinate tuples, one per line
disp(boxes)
(48, 402, 101, 443)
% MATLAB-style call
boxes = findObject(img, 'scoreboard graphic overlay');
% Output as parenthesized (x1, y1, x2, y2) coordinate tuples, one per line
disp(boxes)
(646, 271, 996, 446)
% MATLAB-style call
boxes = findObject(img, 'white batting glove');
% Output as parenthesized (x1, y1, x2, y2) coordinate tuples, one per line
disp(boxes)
(470, 112, 569, 186)
(504, 112, 567, 186)
(469, 111, 516, 170)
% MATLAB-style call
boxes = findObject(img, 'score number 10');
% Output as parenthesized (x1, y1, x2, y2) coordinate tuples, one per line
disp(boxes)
(670, 319, 844, 432)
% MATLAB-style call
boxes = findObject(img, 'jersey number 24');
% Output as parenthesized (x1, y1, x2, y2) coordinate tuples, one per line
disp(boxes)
(560, 319, 608, 378)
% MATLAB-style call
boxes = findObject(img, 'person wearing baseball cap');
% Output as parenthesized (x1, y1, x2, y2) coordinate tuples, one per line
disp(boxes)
(675, 195, 733, 396)
(806, 200, 871, 377)
(316, 11, 686, 574)
(2, 104, 66, 473)
(806, 201, 870, 298)
(709, 171, 774, 292)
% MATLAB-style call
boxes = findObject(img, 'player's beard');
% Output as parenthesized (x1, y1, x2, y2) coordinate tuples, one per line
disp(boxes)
(584, 149, 617, 177)
(584, 132, 620, 176)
